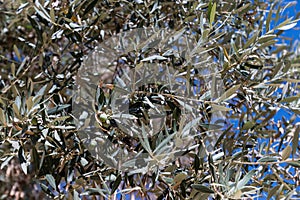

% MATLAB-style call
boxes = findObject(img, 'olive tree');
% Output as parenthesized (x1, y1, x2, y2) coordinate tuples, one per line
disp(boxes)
(0, 0, 299, 199)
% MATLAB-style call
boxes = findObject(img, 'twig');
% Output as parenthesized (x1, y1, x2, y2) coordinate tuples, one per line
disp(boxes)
(1, 56, 37, 94)
(232, 158, 300, 165)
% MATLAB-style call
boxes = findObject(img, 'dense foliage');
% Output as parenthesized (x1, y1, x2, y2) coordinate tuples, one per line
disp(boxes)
(0, 0, 299, 199)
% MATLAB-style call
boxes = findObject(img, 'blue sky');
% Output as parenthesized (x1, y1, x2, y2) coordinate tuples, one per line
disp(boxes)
(280, 1, 300, 41)
(276, 1, 300, 122)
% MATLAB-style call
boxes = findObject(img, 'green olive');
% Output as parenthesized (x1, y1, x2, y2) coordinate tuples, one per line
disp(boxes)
(99, 113, 108, 122)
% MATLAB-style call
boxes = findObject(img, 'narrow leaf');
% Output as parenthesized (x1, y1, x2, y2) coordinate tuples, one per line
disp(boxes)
(292, 125, 300, 158)
(257, 156, 278, 162)
(16, 2, 29, 14)
(211, 104, 232, 112)
(192, 184, 214, 193)
(153, 133, 175, 154)
(182, 117, 201, 136)
(266, 7, 273, 32)
(95, 86, 105, 110)
(257, 34, 277, 43)
(276, 22, 297, 30)
(50, 8, 55, 22)
(47, 104, 70, 115)
(46, 174, 57, 190)
(0, 108, 6, 126)
(0, 156, 14, 169)
(83, 0, 99, 15)
(141, 55, 167, 62)
(216, 84, 240, 103)
(34, 7, 51, 23)
(279, 96, 299, 103)
(281, 145, 291, 160)
(209, 3, 217, 28)
(244, 32, 258, 49)
(267, 185, 280, 200)
(287, 161, 300, 168)
(13, 45, 21, 61)
(111, 175, 122, 194)
(236, 170, 256, 190)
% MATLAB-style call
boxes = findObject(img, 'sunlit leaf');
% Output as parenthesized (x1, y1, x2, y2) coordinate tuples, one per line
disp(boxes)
(46, 174, 57, 190)
(276, 22, 297, 30)
(16, 2, 30, 14)
(141, 55, 167, 62)
(216, 84, 240, 103)
(236, 170, 256, 190)
(209, 2, 216, 28)
(13, 45, 21, 61)
(281, 145, 291, 160)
